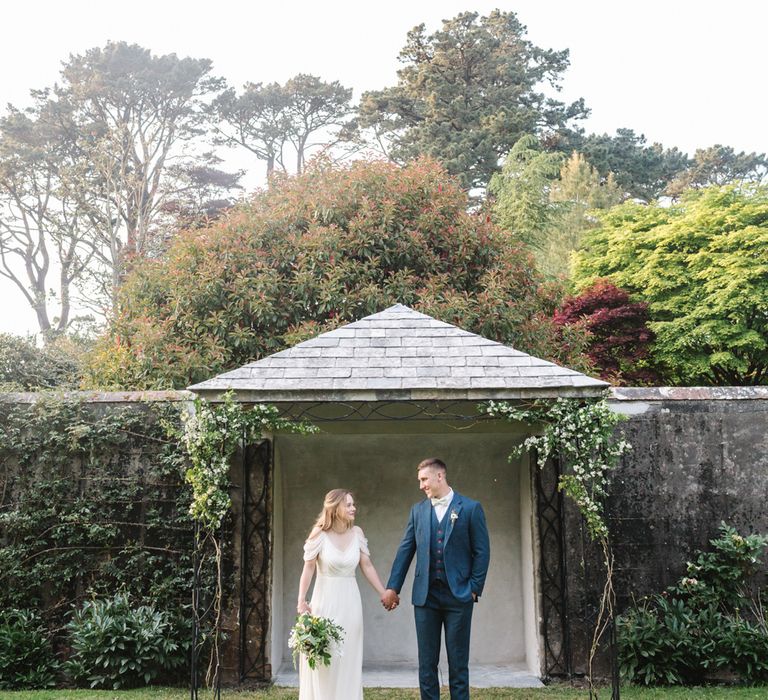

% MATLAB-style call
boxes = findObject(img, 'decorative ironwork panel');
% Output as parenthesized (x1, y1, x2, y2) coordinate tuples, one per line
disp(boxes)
(535, 455, 572, 679)
(239, 439, 273, 682)
(273, 400, 494, 423)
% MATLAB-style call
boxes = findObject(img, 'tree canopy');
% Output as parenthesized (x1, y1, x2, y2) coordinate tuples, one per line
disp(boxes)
(0, 42, 235, 335)
(359, 10, 587, 190)
(665, 145, 768, 197)
(570, 128, 690, 201)
(489, 141, 622, 279)
(210, 74, 355, 179)
(554, 280, 658, 386)
(85, 158, 590, 389)
(488, 134, 565, 250)
(573, 185, 768, 385)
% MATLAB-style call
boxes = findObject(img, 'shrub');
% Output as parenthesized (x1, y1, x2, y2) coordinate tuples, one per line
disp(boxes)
(553, 280, 659, 385)
(617, 524, 768, 685)
(84, 157, 591, 389)
(717, 616, 768, 684)
(65, 593, 185, 689)
(0, 333, 85, 391)
(618, 597, 721, 685)
(0, 609, 58, 689)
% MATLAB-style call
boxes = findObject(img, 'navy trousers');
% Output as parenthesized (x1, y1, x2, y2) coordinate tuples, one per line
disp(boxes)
(414, 579, 474, 700)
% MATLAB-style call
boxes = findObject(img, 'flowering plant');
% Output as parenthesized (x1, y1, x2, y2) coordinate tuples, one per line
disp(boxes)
(486, 395, 631, 696)
(450, 510, 459, 524)
(288, 613, 345, 670)
(182, 392, 318, 530)
(486, 396, 629, 540)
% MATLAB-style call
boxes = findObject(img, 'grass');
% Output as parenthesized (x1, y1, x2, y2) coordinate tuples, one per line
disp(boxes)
(1, 686, 767, 700)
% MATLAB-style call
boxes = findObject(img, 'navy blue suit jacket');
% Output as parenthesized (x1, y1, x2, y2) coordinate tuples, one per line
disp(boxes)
(387, 492, 490, 605)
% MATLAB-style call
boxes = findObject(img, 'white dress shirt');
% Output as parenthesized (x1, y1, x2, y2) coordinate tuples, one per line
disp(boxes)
(432, 488, 454, 523)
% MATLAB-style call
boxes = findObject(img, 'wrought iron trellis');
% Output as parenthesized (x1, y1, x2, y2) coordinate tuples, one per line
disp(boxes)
(534, 454, 572, 679)
(239, 439, 273, 682)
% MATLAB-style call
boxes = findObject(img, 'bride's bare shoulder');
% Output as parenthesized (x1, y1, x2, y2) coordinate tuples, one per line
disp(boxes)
(307, 526, 324, 541)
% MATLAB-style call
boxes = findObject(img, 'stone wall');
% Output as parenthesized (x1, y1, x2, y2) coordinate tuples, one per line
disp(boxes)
(563, 387, 768, 677)
(3, 387, 767, 683)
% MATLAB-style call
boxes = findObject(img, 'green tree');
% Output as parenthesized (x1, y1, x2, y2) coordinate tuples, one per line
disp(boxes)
(211, 74, 355, 179)
(543, 152, 623, 278)
(359, 10, 587, 190)
(665, 144, 768, 197)
(573, 185, 768, 385)
(489, 144, 621, 279)
(282, 74, 356, 174)
(488, 134, 564, 249)
(85, 158, 590, 389)
(0, 333, 85, 390)
(571, 128, 690, 201)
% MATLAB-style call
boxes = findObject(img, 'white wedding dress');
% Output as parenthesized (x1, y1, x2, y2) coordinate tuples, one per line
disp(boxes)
(299, 529, 367, 700)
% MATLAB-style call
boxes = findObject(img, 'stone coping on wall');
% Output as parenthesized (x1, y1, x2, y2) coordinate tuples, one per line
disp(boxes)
(610, 386, 768, 401)
(1, 386, 767, 404)
(0, 390, 194, 404)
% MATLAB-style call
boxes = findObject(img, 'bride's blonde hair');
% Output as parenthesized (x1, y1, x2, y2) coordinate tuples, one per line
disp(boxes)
(312, 489, 354, 533)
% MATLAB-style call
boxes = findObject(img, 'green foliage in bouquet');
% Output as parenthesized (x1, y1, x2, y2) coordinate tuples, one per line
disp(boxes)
(288, 613, 345, 670)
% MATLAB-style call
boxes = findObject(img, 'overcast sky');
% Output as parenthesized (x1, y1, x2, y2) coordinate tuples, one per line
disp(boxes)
(1, 0, 766, 336)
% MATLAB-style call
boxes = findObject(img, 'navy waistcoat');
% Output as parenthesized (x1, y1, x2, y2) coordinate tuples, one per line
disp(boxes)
(428, 507, 446, 583)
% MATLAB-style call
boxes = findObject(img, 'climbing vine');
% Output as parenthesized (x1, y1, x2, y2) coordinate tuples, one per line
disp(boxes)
(0, 395, 196, 687)
(180, 392, 317, 692)
(486, 396, 630, 698)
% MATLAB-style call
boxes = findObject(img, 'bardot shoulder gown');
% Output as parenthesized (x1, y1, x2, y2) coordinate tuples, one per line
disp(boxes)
(298, 529, 367, 700)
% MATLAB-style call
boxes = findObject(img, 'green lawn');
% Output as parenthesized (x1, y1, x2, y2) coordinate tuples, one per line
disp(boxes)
(1, 686, 766, 700)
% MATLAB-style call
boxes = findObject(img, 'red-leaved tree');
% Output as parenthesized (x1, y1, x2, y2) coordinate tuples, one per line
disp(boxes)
(554, 280, 659, 385)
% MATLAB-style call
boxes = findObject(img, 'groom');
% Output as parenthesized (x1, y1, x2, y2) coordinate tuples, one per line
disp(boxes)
(382, 458, 490, 700)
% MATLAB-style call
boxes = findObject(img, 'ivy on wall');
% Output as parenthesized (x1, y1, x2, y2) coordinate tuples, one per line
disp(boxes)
(0, 395, 203, 679)
(179, 392, 317, 691)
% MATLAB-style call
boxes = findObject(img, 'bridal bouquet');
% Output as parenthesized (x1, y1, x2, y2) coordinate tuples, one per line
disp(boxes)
(288, 613, 345, 669)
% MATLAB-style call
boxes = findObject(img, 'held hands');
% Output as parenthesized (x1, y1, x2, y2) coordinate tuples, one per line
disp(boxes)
(381, 588, 400, 611)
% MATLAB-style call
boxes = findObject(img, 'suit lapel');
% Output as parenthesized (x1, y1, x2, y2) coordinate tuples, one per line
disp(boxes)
(418, 499, 432, 553)
(444, 493, 463, 547)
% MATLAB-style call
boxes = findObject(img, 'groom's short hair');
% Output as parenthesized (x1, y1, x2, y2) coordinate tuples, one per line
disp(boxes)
(418, 457, 446, 473)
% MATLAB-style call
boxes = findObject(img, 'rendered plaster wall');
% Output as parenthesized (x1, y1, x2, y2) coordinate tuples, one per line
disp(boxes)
(564, 390, 768, 676)
(273, 426, 532, 673)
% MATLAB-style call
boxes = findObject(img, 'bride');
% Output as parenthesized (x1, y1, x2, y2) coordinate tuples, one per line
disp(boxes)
(296, 489, 393, 699)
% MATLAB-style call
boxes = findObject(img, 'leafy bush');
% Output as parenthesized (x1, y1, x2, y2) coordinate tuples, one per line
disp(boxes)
(66, 593, 185, 689)
(0, 333, 85, 391)
(0, 609, 58, 689)
(0, 397, 211, 688)
(618, 597, 721, 685)
(553, 280, 659, 386)
(617, 524, 768, 685)
(84, 157, 591, 389)
(717, 616, 768, 683)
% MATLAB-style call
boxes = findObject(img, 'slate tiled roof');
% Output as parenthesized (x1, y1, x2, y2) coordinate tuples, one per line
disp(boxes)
(188, 304, 608, 400)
